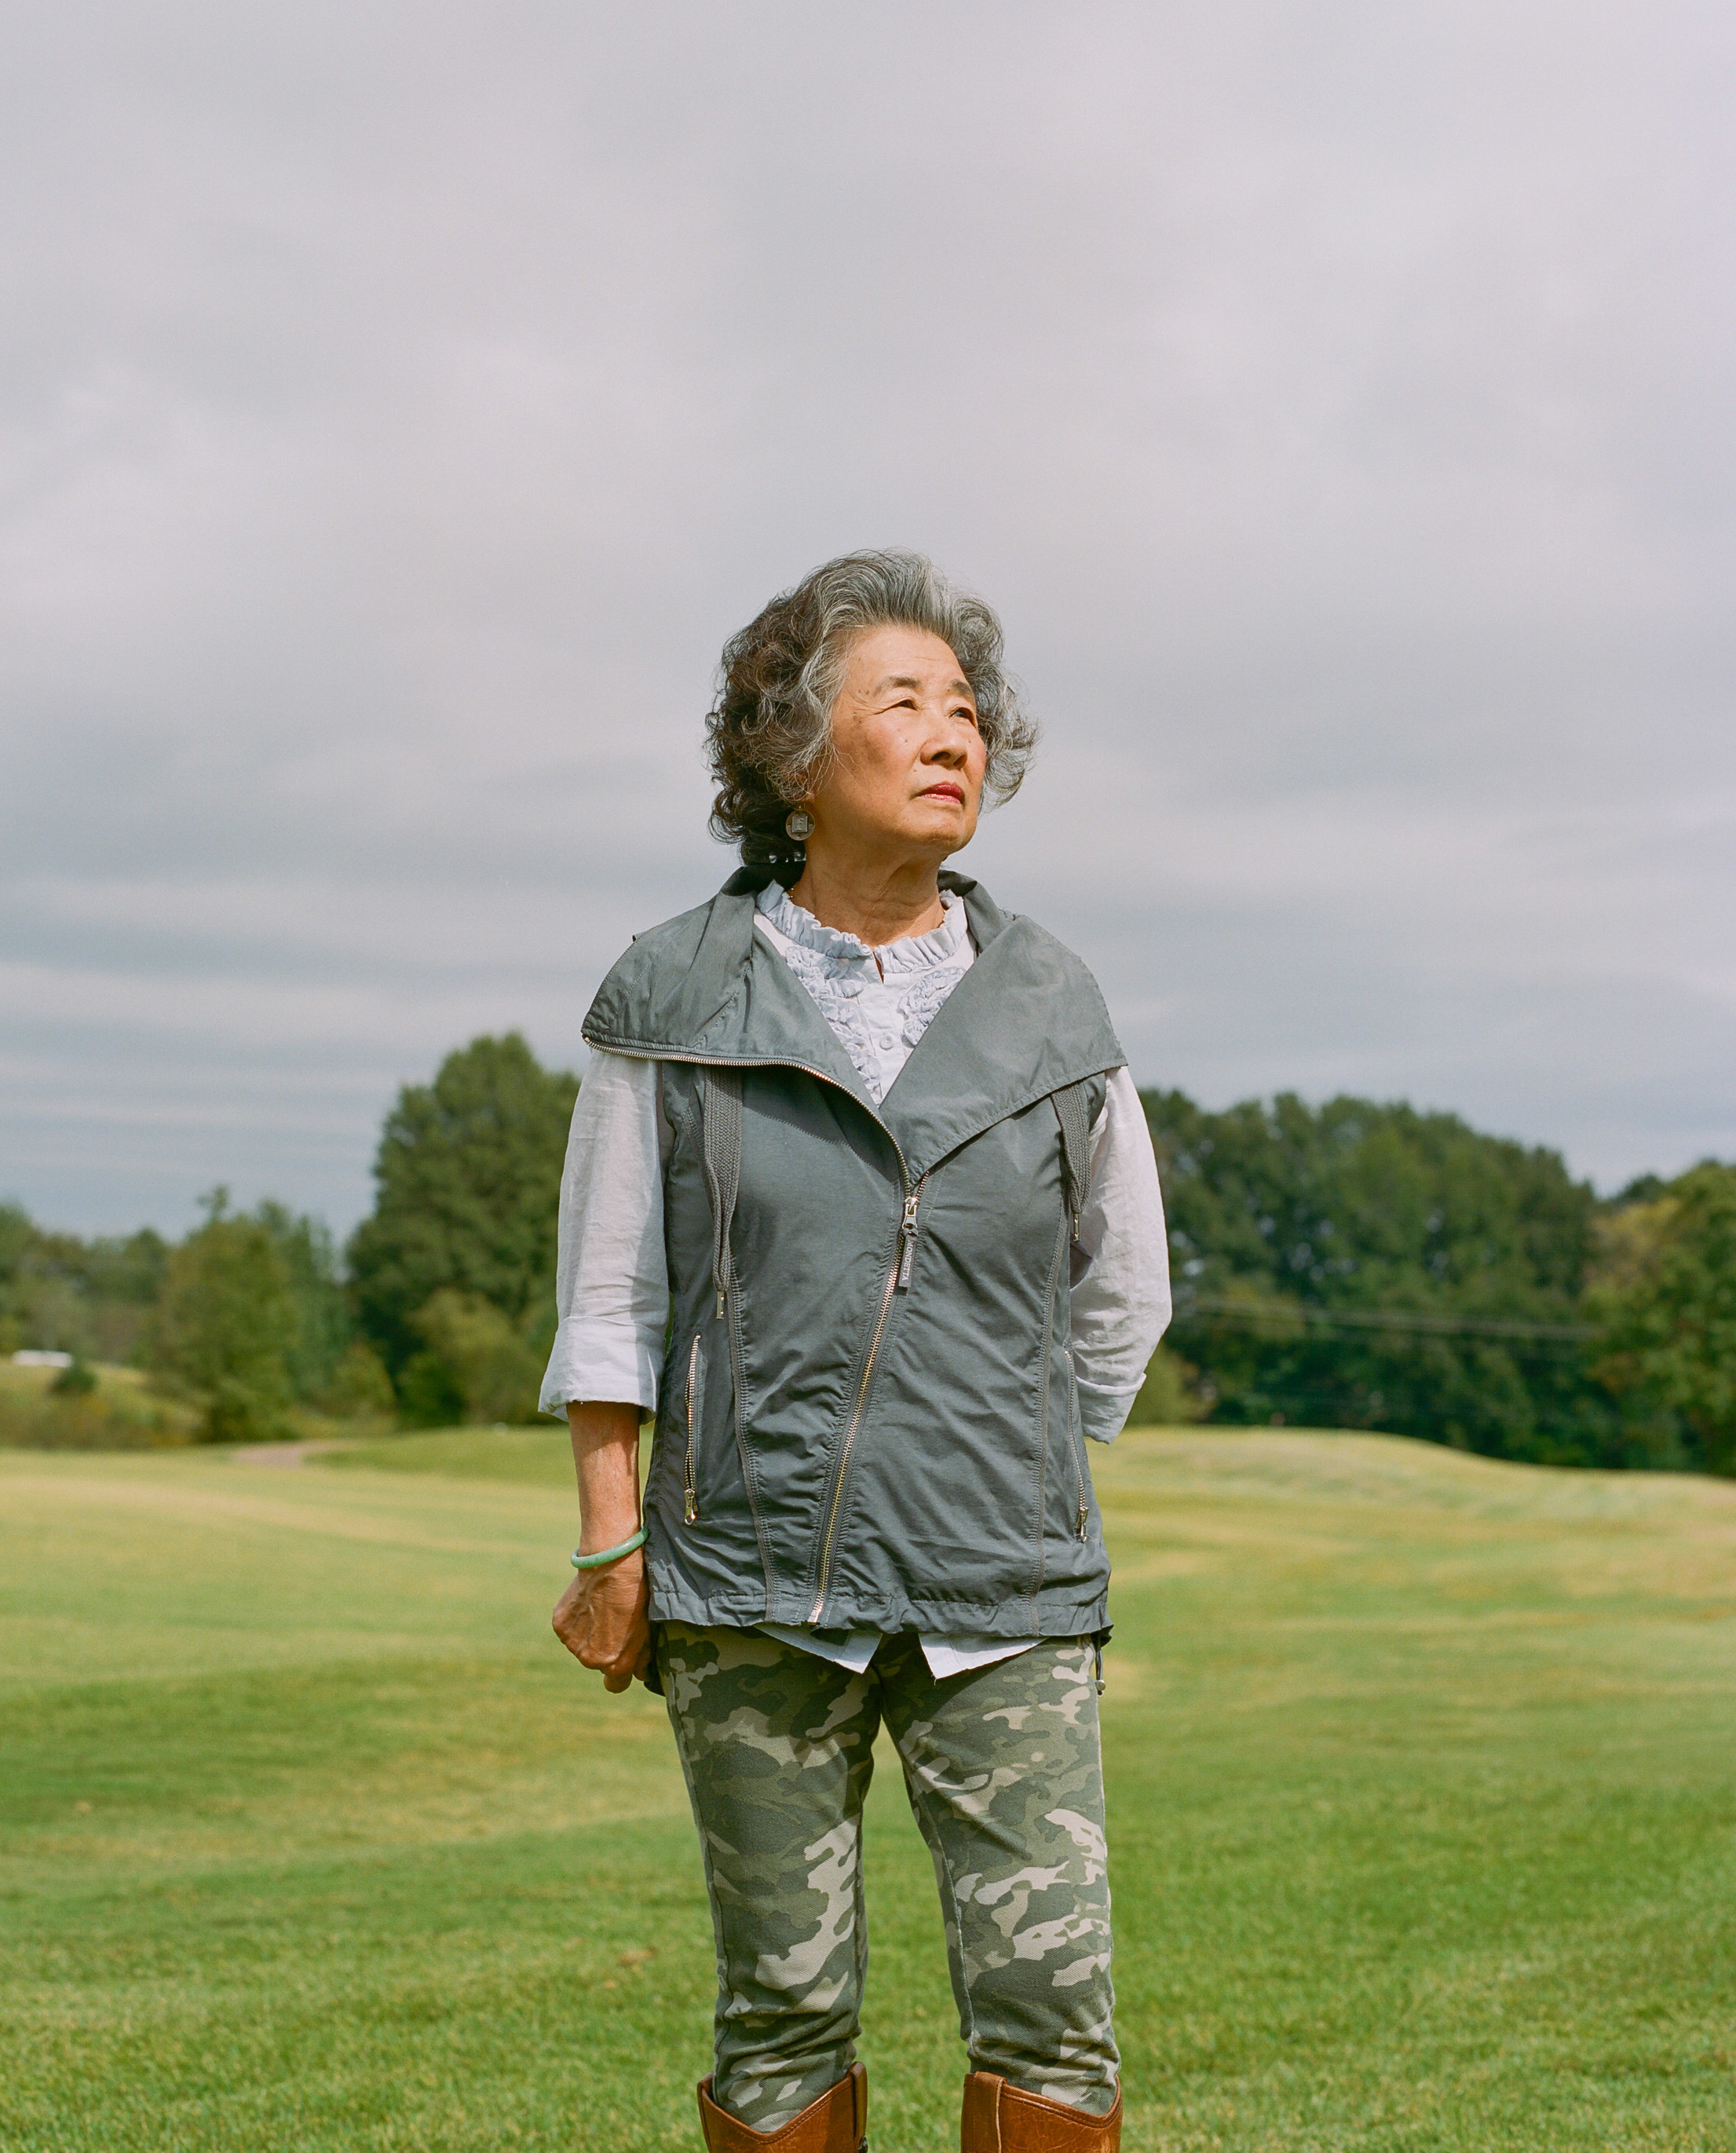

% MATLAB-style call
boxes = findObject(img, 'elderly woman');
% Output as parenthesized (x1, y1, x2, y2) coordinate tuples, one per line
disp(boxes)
(546, 553, 1168, 2153)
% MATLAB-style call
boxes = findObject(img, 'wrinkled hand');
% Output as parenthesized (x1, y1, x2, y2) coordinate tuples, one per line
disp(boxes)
(552, 1551, 651, 1693)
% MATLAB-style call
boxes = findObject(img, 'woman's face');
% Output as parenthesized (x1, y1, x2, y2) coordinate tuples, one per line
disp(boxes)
(806, 624, 987, 864)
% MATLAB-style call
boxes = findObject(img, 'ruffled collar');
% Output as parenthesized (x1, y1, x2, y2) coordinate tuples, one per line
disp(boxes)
(755, 883, 968, 977)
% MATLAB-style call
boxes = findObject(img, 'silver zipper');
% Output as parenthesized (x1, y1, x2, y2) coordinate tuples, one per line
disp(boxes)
(1067, 1359, 1089, 1539)
(809, 1172, 926, 1621)
(683, 1332, 702, 1523)
(896, 1190, 922, 1289)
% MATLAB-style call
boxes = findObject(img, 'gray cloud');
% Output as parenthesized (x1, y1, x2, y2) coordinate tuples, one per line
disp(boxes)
(3, 0, 1732, 1233)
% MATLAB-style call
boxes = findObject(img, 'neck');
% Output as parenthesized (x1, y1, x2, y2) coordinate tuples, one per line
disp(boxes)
(784, 845, 948, 947)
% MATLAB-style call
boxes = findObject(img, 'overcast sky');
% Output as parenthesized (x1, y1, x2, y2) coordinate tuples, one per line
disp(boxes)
(4, 1, 1733, 1237)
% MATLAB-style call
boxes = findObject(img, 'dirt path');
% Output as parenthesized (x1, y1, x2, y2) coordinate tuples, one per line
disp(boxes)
(230, 1440, 353, 1468)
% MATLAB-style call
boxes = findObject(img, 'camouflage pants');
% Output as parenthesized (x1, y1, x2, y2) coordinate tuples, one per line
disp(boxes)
(659, 1624, 1118, 2132)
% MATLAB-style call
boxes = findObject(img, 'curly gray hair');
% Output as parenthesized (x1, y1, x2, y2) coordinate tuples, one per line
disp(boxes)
(706, 550, 1038, 868)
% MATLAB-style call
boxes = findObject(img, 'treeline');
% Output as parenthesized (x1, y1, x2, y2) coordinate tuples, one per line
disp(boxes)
(3, 1035, 1731, 1471)
(1142, 1091, 1735, 1473)
(1, 1035, 574, 1446)
(0, 1192, 387, 1445)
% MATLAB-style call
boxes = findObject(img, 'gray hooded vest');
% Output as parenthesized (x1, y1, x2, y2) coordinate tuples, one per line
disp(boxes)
(582, 868, 1127, 1640)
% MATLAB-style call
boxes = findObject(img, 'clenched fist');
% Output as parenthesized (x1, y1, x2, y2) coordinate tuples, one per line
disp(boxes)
(552, 1548, 652, 1693)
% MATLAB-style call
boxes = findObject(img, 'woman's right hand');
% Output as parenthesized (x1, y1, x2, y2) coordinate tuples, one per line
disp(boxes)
(552, 1548, 652, 1693)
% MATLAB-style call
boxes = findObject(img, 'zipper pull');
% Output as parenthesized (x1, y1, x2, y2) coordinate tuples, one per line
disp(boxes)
(716, 1285, 725, 1318)
(684, 1332, 703, 1524)
(1076, 1493, 1088, 1540)
(897, 1190, 921, 1289)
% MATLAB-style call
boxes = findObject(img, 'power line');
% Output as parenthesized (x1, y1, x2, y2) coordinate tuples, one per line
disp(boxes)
(1176, 1293, 1593, 1344)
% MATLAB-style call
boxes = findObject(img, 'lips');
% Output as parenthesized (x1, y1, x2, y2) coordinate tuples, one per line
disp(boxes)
(919, 784, 966, 806)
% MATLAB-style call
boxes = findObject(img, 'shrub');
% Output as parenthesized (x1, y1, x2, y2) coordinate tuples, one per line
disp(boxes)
(410, 1290, 544, 1426)
(1125, 1344, 1209, 1427)
(319, 1340, 397, 1422)
(0, 1382, 193, 1452)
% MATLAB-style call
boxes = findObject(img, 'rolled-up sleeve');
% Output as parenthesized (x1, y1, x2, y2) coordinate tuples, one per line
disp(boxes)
(1069, 1065, 1171, 1443)
(538, 1049, 671, 1419)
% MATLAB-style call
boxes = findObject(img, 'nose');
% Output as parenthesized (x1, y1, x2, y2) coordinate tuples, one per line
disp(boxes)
(925, 718, 975, 769)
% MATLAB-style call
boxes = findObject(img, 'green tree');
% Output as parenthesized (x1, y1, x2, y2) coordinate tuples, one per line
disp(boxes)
(0, 1207, 170, 1365)
(0, 1202, 27, 1354)
(347, 1034, 578, 1397)
(1588, 1162, 1736, 1474)
(1143, 1090, 1616, 1460)
(253, 1202, 353, 1405)
(0, 1204, 96, 1358)
(149, 1190, 298, 1443)
(78, 1227, 170, 1362)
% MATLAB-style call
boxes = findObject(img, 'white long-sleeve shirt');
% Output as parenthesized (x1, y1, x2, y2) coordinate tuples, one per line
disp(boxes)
(542, 882, 1171, 1675)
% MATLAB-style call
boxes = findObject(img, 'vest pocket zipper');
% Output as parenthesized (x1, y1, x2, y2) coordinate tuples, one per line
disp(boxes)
(683, 1332, 704, 1523)
(1066, 1361, 1089, 1540)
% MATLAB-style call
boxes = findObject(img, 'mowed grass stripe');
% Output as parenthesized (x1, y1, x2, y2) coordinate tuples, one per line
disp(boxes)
(0, 1449, 585, 1693)
(3, 1431, 1734, 2151)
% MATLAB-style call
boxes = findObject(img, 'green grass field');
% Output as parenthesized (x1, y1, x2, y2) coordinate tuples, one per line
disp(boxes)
(3, 1427, 1734, 2151)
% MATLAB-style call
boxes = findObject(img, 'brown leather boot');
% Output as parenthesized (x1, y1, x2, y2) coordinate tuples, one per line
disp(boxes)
(696, 2063, 868, 2151)
(960, 2071, 1120, 2151)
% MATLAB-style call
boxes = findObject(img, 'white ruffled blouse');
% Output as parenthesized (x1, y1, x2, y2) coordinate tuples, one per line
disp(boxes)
(751, 879, 974, 1105)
